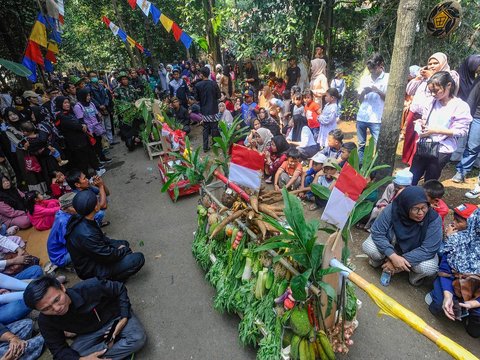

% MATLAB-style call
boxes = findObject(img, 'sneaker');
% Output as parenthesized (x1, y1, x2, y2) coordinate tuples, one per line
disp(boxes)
(451, 172, 465, 183)
(465, 185, 480, 199)
(424, 292, 433, 306)
(58, 160, 69, 167)
(110, 140, 120, 145)
(96, 168, 106, 177)
(99, 157, 113, 164)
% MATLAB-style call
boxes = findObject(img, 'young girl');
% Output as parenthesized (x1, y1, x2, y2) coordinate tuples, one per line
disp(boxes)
(292, 93, 305, 117)
(303, 90, 321, 139)
(317, 88, 341, 148)
(25, 190, 60, 231)
(50, 170, 72, 199)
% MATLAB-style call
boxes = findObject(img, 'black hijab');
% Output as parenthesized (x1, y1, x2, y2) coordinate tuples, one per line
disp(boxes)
(458, 54, 480, 101)
(291, 114, 308, 142)
(55, 96, 71, 114)
(391, 186, 438, 253)
(76, 88, 90, 106)
(0, 176, 25, 211)
(3, 107, 25, 130)
(271, 135, 289, 154)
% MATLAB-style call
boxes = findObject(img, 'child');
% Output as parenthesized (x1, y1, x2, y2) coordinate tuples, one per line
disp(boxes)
(321, 129, 344, 159)
(274, 148, 303, 191)
(423, 179, 449, 227)
(50, 170, 72, 199)
(21, 121, 68, 167)
(187, 96, 202, 125)
(24, 190, 60, 231)
(446, 203, 477, 236)
(364, 169, 413, 231)
(273, 78, 286, 98)
(330, 69, 346, 109)
(267, 71, 277, 88)
(292, 93, 305, 117)
(301, 152, 327, 201)
(303, 90, 321, 139)
(339, 142, 357, 167)
(317, 88, 341, 148)
(311, 158, 338, 210)
(220, 92, 234, 112)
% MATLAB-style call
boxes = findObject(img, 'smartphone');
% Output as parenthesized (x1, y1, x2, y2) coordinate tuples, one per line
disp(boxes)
(104, 319, 120, 344)
(380, 271, 392, 287)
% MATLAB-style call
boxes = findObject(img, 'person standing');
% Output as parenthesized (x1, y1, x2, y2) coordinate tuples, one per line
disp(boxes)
(169, 67, 190, 108)
(195, 67, 221, 152)
(243, 60, 259, 94)
(309, 59, 328, 107)
(356, 54, 389, 162)
(286, 57, 301, 91)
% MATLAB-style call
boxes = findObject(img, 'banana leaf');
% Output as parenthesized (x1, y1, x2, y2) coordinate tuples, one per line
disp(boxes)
(0, 58, 32, 77)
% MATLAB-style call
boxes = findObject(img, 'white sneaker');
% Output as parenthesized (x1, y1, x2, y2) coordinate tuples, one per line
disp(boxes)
(424, 292, 433, 306)
(96, 168, 106, 177)
(465, 185, 480, 199)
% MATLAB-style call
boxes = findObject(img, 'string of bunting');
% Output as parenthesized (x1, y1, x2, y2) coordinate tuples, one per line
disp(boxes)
(22, 0, 64, 82)
(101, 16, 151, 57)
(126, 0, 193, 49)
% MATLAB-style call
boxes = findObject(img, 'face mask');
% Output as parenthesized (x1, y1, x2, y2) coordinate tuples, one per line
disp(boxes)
(90, 77, 98, 83)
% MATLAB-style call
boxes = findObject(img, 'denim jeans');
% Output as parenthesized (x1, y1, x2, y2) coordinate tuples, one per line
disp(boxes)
(356, 121, 381, 163)
(0, 319, 44, 360)
(456, 117, 480, 176)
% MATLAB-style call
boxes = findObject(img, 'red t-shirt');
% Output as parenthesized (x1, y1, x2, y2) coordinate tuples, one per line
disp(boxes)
(225, 99, 234, 112)
(280, 161, 303, 177)
(305, 102, 320, 129)
(433, 199, 449, 228)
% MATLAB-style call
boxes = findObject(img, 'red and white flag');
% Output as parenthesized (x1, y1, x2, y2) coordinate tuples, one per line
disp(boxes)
(321, 163, 367, 229)
(228, 144, 264, 191)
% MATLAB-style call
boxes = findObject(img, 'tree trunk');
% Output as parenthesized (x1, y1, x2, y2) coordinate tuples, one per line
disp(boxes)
(376, 0, 422, 176)
(203, 0, 221, 64)
(111, 0, 139, 67)
(324, 0, 334, 77)
(144, 18, 154, 66)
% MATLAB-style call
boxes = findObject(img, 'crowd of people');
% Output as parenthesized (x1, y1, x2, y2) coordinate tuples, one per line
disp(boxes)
(0, 45, 478, 358)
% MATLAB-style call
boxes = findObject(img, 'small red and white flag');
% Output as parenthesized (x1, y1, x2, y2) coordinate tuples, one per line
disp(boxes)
(228, 144, 264, 191)
(321, 163, 367, 229)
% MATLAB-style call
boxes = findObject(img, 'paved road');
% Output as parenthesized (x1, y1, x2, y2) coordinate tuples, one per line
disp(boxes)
(82, 140, 479, 360)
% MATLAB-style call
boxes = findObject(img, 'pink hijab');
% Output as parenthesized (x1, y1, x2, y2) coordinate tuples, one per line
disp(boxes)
(429, 52, 460, 94)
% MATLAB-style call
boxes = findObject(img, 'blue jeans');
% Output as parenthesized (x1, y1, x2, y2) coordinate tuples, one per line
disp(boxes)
(0, 319, 44, 360)
(356, 121, 381, 163)
(94, 209, 105, 225)
(456, 117, 480, 176)
(0, 266, 43, 324)
(304, 174, 315, 200)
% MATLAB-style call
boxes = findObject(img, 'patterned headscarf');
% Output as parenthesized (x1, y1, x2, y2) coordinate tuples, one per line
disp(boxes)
(444, 209, 480, 274)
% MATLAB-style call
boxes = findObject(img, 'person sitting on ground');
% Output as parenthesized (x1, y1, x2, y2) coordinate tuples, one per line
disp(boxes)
(310, 158, 339, 211)
(300, 152, 327, 202)
(50, 171, 71, 199)
(362, 186, 442, 286)
(169, 97, 191, 135)
(218, 102, 233, 127)
(187, 96, 202, 125)
(244, 119, 273, 153)
(422, 179, 449, 228)
(439, 203, 478, 256)
(274, 148, 303, 191)
(426, 208, 480, 338)
(0, 266, 43, 326)
(286, 114, 319, 159)
(66, 190, 145, 281)
(0, 177, 30, 230)
(0, 234, 40, 277)
(317, 88, 341, 149)
(66, 170, 109, 227)
(338, 142, 357, 167)
(23, 276, 147, 360)
(363, 169, 413, 231)
(320, 129, 344, 159)
(257, 107, 280, 136)
(24, 191, 60, 231)
(264, 135, 290, 183)
(0, 318, 44, 360)
(47, 193, 76, 270)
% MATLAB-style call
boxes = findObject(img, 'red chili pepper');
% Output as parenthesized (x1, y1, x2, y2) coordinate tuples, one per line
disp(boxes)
(308, 303, 315, 326)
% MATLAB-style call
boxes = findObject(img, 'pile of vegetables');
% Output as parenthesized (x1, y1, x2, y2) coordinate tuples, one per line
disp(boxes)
(192, 185, 361, 359)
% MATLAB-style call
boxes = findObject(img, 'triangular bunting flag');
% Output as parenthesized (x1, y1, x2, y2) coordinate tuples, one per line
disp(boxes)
(25, 41, 44, 66)
(46, 50, 57, 63)
(126, 36, 136, 47)
(135, 42, 144, 52)
(160, 14, 173, 32)
(49, 30, 62, 44)
(136, 0, 151, 16)
(180, 32, 193, 49)
(22, 57, 37, 82)
(46, 0, 60, 20)
(47, 40, 59, 54)
(150, 4, 160, 24)
(109, 22, 120, 36)
(117, 28, 127, 42)
(44, 58, 54, 73)
(29, 13, 48, 48)
(128, 0, 136, 9)
(102, 16, 110, 26)
(172, 22, 182, 41)
(144, 49, 151, 57)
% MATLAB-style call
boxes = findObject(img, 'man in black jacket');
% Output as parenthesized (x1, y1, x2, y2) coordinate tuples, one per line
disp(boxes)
(66, 190, 145, 281)
(194, 67, 221, 152)
(24, 276, 146, 360)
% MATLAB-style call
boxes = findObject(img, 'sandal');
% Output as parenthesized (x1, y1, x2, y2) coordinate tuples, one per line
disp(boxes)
(100, 221, 111, 228)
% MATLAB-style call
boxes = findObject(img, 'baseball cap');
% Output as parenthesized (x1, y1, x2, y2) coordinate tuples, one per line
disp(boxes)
(244, 90, 253, 97)
(323, 157, 338, 169)
(22, 90, 37, 99)
(453, 203, 478, 219)
(311, 152, 327, 164)
(393, 169, 413, 186)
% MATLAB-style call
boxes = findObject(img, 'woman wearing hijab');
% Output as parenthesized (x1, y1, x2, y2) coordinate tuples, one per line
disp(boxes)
(0, 176, 30, 229)
(264, 135, 290, 182)
(362, 186, 442, 286)
(286, 114, 319, 159)
(427, 209, 480, 337)
(457, 54, 480, 101)
(309, 59, 328, 107)
(56, 96, 104, 177)
(402, 52, 459, 165)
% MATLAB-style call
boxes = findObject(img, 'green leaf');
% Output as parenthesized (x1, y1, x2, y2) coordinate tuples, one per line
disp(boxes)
(347, 148, 360, 172)
(211, 14, 222, 35)
(161, 175, 178, 193)
(361, 136, 375, 173)
(356, 176, 393, 204)
(310, 244, 324, 276)
(349, 201, 374, 228)
(317, 280, 336, 300)
(253, 241, 292, 252)
(311, 184, 331, 200)
(319, 226, 336, 234)
(290, 269, 312, 301)
(0, 58, 32, 77)
(316, 267, 343, 277)
(365, 164, 390, 178)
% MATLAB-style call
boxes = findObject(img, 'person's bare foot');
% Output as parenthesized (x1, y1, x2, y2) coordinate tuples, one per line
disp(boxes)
(64, 331, 77, 338)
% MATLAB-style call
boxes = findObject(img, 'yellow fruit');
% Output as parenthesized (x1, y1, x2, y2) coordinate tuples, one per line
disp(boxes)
(315, 340, 328, 360)
(290, 335, 301, 360)
(319, 331, 336, 360)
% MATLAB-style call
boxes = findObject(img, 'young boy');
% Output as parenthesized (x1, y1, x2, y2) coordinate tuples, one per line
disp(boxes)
(274, 148, 303, 191)
(320, 129, 344, 158)
(311, 158, 338, 210)
(339, 142, 357, 167)
(423, 179, 449, 227)
(446, 203, 478, 236)
(301, 152, 327, 201)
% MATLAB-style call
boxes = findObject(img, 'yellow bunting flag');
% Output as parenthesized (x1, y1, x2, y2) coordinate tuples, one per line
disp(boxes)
(47, 40, 59, 54)
(29, 14, 48, 48)
(160, 14, 173, 32)
(126, 35, 136, 48)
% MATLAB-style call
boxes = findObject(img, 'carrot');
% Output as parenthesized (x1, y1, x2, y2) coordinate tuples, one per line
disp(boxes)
(259, 204, 281, 220)
(209, 209, 246, 239)
(250, 194, 259, 213)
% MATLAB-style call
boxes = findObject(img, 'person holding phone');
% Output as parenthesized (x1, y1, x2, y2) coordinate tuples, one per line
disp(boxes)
(23, 276, 147, 360)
